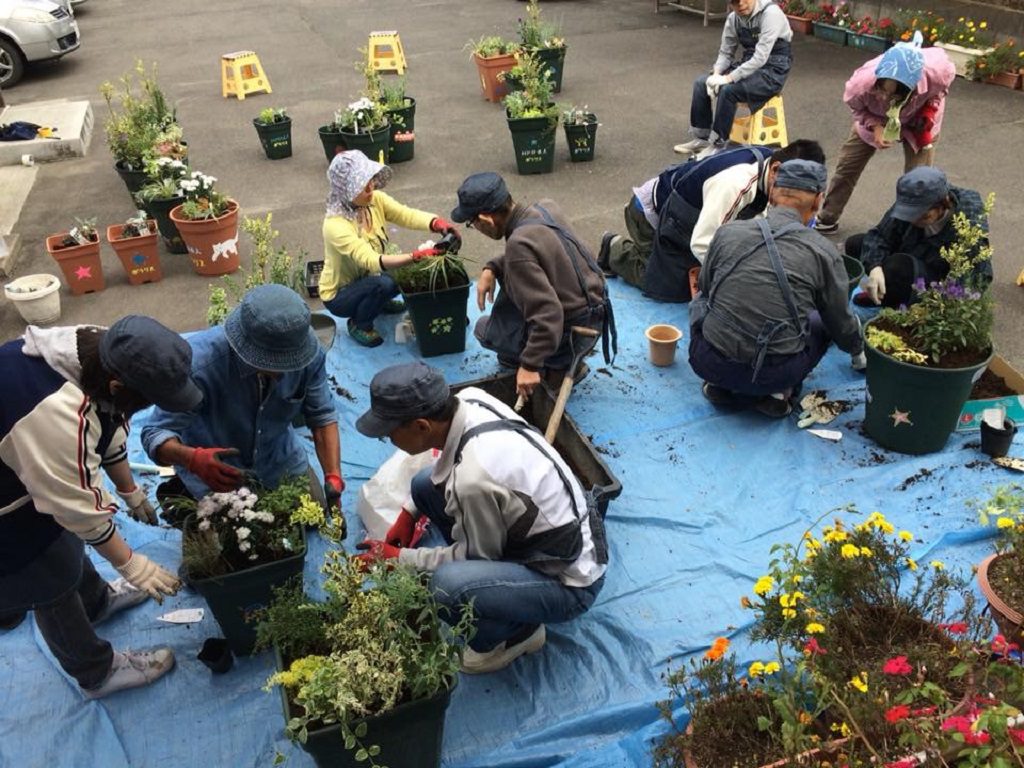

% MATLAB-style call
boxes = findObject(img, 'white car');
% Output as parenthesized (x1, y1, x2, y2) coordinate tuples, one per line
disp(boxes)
(0, 0, 80, 87)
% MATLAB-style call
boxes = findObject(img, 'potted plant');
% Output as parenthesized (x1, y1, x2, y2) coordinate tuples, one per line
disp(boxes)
(379, 77, 416, 163)
(967, 41, 1024, 89)
(931, 16, 996, 77)
(105, 210, 162, 285)
(977, 485, 1024, 644)
(518, 0, 567, 93)
(504, 52, 560, 175)
(44, 217, 105, 295)
(136, 157, 189, 255)
(812, 3, 854, 45)
(862, 195, 995, 455)
(778, 0, 816, 35)
(3, 274, 62, 325)
(845, 15, 895, 53)
(319, 97, 390, 164)
(253, 107, 293, 160)
(179, 477, 332, 655)
(261, 551, 473, 768)
(169, 169, 241, 276)
(562, 104, 598, 162)
(390, 248, 472, 357)
(468, 35, 521, 103)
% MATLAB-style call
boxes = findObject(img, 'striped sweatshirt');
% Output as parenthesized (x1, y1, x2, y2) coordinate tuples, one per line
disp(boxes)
(0, 326, 126, 575)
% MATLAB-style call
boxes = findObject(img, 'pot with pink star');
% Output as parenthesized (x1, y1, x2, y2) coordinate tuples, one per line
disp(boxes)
(45, 218, 105, 296)
(106, 214, 163, 286)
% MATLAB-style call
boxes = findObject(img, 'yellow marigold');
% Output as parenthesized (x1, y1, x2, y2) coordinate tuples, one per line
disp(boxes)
(791, 575, 803, 584)
(859, 546, 873, 557)
(824, 529, 848, 543)
(754, 576, 774, 596)
(779, 592, 805, 608)
(931, 560, 945, 571)
(899, 530, 913, 541)
(763, 662, 780, 675)
(749, 661, 766, 678)
(906, 557, 918, 571)
(840, 544, 860, 559)
(848, 672, 869, 693)
(806, 622, 825, 634)
(782, 608, 797, 619)
(997, 517, 1015, 529)
(979, 21, 987, 28)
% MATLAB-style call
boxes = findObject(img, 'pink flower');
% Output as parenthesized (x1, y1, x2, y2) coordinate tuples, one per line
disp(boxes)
(803, 637, 827, 656)
(964, 731, 991, 746)
(882, 655, 913, 676)
(1009, 729, 1024, 746)
(941, 715, 973, 734)
(992, 634, 1021, 655)
(885, 705, 911, 723)
(885, 760, 917, 768)
(941, 621, 968, 635)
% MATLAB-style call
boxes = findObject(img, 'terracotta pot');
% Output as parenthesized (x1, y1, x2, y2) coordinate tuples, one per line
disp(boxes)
(984, 70, 1023, 89)
(977, 553, 1024, 643)
(105, 221, 163, 285)
(473, 51, 518, 103)
(169, 199, 241, 277)
(45, 233, 105, 295)
(645, 324, 683, 367)
(786, 14, 814, 34)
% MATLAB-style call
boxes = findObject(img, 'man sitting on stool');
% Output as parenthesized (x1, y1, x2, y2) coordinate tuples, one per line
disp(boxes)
(688, 160, 865, 418)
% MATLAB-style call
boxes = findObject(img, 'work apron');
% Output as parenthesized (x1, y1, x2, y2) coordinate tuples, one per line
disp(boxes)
(726, 27, 792, 113)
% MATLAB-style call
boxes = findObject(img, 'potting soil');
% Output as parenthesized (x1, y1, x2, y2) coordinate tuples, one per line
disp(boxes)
(0, 279, 1015, 768)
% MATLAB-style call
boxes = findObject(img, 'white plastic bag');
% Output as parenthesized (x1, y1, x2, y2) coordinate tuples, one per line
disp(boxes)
(356, 448, 438, 539)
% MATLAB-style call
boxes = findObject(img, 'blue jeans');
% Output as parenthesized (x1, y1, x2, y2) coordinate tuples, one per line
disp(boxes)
(323, 274, 399, 331)
(410, 467, 604, 652)
(690, 74, 742, 143)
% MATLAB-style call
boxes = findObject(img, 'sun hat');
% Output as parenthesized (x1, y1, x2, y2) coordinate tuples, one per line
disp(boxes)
(325, 150, 393, 218)
(356, 362, 450, 438)
(223, 284, 320, 372)
(450, 172, 510, 223)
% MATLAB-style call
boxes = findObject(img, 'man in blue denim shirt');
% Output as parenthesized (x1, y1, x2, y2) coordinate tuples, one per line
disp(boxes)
(141, 285, 343, 518)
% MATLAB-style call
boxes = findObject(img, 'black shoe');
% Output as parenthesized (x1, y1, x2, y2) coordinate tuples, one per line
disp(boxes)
(701, 381, 739, 407)
(755, 393, 794, 419)
(597, 232, 617, 278)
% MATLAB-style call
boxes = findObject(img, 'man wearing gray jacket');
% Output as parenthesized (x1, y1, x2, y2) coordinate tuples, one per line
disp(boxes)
(688, 160, 865, 418)
(354, 362, 608, 674)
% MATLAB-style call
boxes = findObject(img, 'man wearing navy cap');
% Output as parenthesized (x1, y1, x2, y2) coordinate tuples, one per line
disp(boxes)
(689, 160, 864, 418)
(452, 172, 615, 399)
(1, 316, 196, 697)
(845, 166, 991, 308)
(142, 284, 343, 522)
(353, 362, 608, 674)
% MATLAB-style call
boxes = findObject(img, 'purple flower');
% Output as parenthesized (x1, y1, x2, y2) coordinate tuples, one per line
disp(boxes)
(912, 277, 927, 293)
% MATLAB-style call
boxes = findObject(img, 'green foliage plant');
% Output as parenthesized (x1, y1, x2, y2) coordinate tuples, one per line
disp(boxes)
(390, 251, 471, 295)
(503, 51, 559, 125)
(967, 40, 1023, 80)
(100, 60, 178, 169)
(467, 35, 521, 58)
(519, 0, 565, 50)
(256, 107, 289, 125)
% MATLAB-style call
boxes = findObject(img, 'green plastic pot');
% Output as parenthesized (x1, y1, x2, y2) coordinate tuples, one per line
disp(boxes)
(863, 319, 993, 454)
(139, 195, 188, 254)
(402, 281, 470, 357)
(529, 45, 566, 93)
(184, 515, 307, 656)
(386, 97, 416, 163)
(507, 112, 557, 175)
(318, 124, 390, 164)
(843, 254, 864, 297)
(563, 116, 597, 162)
(812, 22, 848, 45)
(846, 31, 890, 53)
(276, 647, 456, 768)
(253, 116, 293, 160)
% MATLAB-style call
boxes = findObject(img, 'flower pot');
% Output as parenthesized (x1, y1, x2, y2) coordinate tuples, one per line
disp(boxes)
(984, 70, 1023, 89)
(318, 125, 347, 162)
(253, 116, 293, 160)
(506, 112, 557, 175)
(45, 234, 105, 295)
(197, 637, 234, 674)
(305, 259, 324, 298)
(682, 719, 849, 768)
(472, 51, 519, 103)
(842, 254, 864, 297)
(863, 319, 993, 454)
(106, 222, 163, 285)
(786, 14, 814, 34)
(183, 515, 307, 656)
(4, 273, 61, 324)
(978, 554, 1024, 643)
(645, 324, 683, 366)
(401, 281, 470, 358)
(276, 647, 456, 768)
(563, 116, 598, 162)
(529, 45, 567, 93)
(169, 199, 241, 277)
(386, 97, 416, 163)
(114, 160, 149, 203)
(140, 195, 189, 254)
(935, 41, 996, 78)
(335, 124, 391, 164)
(980, 417, 1017, 458)
(812, 22, 848, 46)
(846, 31, 890, 53)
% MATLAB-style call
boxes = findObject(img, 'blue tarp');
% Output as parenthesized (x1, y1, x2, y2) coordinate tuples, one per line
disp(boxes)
(0, 279, 1017, 768)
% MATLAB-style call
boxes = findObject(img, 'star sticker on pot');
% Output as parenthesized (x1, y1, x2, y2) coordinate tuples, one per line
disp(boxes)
(890, 408, 913, 427)
(132, 253, 146, 266)
(74, 265, 92, 280)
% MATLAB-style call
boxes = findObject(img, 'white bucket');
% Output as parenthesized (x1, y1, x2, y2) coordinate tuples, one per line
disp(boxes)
(4, 274, 62, 325)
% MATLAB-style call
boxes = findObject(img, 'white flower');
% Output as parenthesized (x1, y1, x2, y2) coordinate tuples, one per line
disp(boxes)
(248, 553, 258, 560)
(236, 527, 251, 541)
(198, 520, 210, 531)
(238, 541, 251, 552)
(348, 97, 375, 111)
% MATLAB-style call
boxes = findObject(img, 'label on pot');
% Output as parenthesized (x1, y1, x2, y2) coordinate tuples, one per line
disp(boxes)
(157, 608, 205, 624)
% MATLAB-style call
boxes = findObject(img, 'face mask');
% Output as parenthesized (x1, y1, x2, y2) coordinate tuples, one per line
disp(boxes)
(922, 209, 951, 237)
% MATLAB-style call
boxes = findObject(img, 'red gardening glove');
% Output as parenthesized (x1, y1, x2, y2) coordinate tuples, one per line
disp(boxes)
(384, 508, 417, 548)
(914, 102, 939, 147)
(411, 247, 443, 261)
(353, 539, 400, 572)
(409, 516, 430, 548)
(187, 447, 243, 492)
(430, 217, 462, 246)
(324, 472, 344, 511)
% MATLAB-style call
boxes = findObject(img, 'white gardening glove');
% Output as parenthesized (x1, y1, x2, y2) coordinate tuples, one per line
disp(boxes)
(851, 351, 867, 371)
(115, 552, 180, 603)
(117, 486, 157, 526)
(706, 73, 730, 94)
(864, 266, 886, 305)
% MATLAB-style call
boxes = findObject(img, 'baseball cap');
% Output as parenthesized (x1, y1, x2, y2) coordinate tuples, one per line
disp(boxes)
(775, 159, 828, 193)
(450, 172, 510, 223)
(356, 362, 450, 438)
(891, 167, 950, 222)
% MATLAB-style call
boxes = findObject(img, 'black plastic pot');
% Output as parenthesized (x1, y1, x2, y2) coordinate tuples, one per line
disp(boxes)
(386, 97, 416, 163)
(305, 260, 324, 298)
(140, 195, 188, 254)
(981, 418, 1017, 458)
(197, 637, 234, 674)
(563, 116, 597, 162)
(506, 112, 557, 175)
(253, 116, 293, 160)
(529, 45, 567, 93)
(183, 516, 307, 656)
(401, 281, 470, 357)
(114, 160, 148, 203)
(318, 124, 390, 164)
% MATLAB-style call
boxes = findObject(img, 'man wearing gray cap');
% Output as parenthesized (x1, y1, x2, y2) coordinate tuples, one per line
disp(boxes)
(0, 316, 197, 697)
(452, 172, 615, 399)
(142, 284, 342, 521)
(689, 159, 865, 418)
(353, 362, 607, 674)
(845, 166, 991, 308)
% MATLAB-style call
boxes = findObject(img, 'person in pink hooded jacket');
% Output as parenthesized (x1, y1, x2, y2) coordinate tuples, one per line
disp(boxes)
(814, 38, 955, 235)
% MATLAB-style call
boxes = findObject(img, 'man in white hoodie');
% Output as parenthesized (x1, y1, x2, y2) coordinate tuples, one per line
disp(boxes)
(0, 316, 198, 699)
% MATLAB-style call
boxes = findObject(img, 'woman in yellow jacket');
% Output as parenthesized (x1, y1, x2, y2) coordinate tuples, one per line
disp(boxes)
(319, 151, 461, 347)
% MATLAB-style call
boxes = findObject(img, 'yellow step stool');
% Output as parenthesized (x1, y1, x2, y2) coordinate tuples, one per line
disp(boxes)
(221, 51, 272, 100)
(368, 31, 407, 75)
(729, 94, 788, 147)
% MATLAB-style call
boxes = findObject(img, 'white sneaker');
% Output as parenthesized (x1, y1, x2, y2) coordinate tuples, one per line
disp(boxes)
(693, 142, 727, 161)
(82, 648, 175, 699)
(91, 578, 149, 626)
(461, 625, 546, 675)
(673, 137, 710, 155)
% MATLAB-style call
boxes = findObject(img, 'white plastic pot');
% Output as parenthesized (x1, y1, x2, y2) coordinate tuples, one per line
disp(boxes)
(4, 274, 62, 324)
